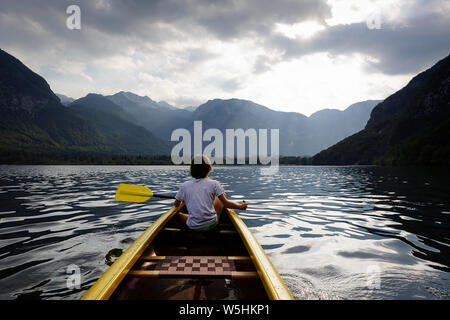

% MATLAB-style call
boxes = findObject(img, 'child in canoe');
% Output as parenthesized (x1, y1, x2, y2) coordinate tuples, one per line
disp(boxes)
(174, 154, 248, 231)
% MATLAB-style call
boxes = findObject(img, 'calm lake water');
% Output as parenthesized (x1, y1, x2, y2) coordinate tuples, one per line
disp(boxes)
(0, 165, 449, 300)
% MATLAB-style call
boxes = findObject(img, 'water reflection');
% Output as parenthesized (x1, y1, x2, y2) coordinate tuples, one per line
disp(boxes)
(0, 165, 449, 300)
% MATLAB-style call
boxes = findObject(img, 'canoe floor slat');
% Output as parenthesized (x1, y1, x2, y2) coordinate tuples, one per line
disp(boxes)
(128, 270, 258, 279)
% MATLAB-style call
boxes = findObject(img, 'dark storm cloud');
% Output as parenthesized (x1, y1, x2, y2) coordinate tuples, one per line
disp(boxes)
(193, 0, 331, 39)
(0, 0, 178, 57)
(265, 1, 450, 75)
(0, 0, 448, 82)
(0, 0, 331, 75)
(0, 0, 331, 44)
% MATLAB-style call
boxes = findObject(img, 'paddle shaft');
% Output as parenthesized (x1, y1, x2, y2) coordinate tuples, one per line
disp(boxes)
(152, 194, 175, 200)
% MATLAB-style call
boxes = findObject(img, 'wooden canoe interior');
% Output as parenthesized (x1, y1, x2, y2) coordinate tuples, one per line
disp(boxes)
(110, 206, 269, 300)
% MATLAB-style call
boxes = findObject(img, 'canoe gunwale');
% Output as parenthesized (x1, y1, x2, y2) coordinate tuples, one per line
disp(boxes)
(227, 210, 294, 300)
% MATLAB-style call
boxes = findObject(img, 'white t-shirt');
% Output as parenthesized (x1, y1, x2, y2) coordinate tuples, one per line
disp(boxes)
(175, 178, 225, 229)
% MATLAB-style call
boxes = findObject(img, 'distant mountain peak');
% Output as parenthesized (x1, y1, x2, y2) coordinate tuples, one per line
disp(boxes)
(309, 100, 382, 120)
(158, 100, 178, 110)
(85, 93, 103, 98)
(183, 105, 197, 112)
(108, 91, 179, 111)
(115, 90, 149, 98)
(56, 93, 75, 106)
(197, 98, 274, 113)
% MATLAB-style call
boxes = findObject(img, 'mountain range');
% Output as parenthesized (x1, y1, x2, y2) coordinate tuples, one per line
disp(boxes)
(0, 48, 170, 161)
(63, 92, 380, 157)
(313, 53, 450, 165)
(5, 46, 448, 165)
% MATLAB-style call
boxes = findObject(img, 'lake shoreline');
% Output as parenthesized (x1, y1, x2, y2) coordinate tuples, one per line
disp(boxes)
(0, 154, 313, 166)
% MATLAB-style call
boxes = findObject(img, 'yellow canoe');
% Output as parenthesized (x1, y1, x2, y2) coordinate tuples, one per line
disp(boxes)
(82, 204, 293, 300)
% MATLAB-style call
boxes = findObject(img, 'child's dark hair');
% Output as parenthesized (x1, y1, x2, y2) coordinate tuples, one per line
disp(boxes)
(190, 155, 212, 179)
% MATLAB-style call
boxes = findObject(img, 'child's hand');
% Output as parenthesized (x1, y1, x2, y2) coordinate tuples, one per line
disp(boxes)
(239, 201, 248, 210)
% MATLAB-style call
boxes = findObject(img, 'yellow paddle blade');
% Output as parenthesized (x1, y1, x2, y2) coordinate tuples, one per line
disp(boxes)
(114, 184, 154, 203)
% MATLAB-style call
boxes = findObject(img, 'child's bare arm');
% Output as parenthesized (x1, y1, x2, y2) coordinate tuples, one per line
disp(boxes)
(174, 199, 182, 207)
(218, 194, 247, 210)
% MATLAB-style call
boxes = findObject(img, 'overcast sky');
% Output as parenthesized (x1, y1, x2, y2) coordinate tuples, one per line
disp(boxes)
(1, 0, 449, 115)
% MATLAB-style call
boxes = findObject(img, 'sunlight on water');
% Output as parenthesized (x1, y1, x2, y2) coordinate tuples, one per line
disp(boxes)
(0, 165, 449, 300)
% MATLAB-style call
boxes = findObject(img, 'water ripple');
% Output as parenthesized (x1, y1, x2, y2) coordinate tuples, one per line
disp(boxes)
(0, 165, 449, 299)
